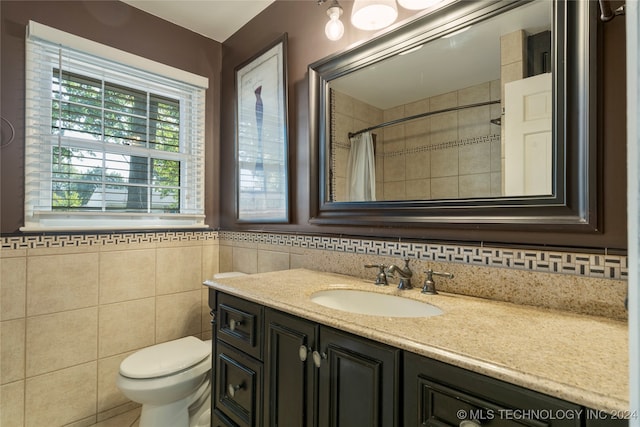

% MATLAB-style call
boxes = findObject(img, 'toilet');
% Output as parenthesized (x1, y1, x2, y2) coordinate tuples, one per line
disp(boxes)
(116, 336, 212, 427)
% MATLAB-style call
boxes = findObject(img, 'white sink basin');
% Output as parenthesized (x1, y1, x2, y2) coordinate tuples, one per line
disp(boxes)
(310, 289, 443, 318)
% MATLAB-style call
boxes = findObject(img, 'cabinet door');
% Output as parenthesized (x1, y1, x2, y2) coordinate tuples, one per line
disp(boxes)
(404, 351, 581, 427)
(264, 309, 319, 427)
(317, 327, 401, 427)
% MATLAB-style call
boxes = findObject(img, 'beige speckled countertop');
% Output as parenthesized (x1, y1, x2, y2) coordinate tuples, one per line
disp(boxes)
(203, 268, 628, 413)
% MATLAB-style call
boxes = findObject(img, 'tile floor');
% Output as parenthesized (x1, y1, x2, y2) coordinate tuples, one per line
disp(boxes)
(91, 408, 140, 427)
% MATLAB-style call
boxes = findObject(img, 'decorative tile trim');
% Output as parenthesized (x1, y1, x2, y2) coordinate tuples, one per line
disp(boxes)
(1, 230, 627, 280)
(333, 134, 501, 157)
(1, 230, 218, 250)
(219, 231, 627, 281)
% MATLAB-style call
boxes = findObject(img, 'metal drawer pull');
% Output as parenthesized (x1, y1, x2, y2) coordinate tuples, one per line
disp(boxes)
(299, 345, 312, 362)
(312, 350, 327, 368)
(228, 382, 244, 398)
(229, 318, 242, 331)
(459, 420, 481, 427)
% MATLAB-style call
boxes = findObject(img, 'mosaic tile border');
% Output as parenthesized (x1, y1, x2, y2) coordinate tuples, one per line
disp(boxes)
(219, 231, 628, 281)
(1, 230, 218, 250)
(333, 134, 500, 157)
(1, 230, 627, 280)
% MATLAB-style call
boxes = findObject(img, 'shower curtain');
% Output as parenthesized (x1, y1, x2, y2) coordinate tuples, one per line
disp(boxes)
(346, 132, 376, 201)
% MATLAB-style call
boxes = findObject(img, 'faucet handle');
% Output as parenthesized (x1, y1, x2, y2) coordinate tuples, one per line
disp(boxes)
(422, 269, 454, 294)
(364, 264, 388, 286)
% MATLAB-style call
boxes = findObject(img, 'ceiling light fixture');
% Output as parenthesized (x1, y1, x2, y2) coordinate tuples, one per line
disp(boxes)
(397, 0, 443, 10)
(351, 0, 398, 31)
(325, 0, 345, 41)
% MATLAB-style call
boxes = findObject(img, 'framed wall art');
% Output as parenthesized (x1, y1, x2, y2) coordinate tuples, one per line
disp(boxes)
(235, 33, 289, 222)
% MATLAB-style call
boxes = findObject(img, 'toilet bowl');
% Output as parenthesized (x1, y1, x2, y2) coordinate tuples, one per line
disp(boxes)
(116, 336, 212, 427)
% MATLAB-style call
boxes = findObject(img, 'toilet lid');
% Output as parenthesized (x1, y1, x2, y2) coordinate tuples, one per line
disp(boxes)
(120, 336, 211, 379)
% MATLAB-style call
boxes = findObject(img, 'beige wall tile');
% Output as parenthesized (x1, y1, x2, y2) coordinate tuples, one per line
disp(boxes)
(431, 176, 459, 199)
(257, 250, 290, 273)
(1, 380, 25, 427)
(501, 30, 526, 66)
(156, 290, 202, 343)
(26, 308, 98, 377)
(383, 155, 406, 183)
(232, 246, 258, 274)
(406, 151, 430, 180)
(406, 179, 431, 200)
(383, 181, 406, 200)
(99, 250, 155, 304)
(459, 82, 491, 105)
(430, 111, 458, 145)
(97, 352, 133, 413)
(156, 246, 202, 295)
(202, 243, 219, 282)
(25, 362, 97, 427)
(99, 298, 155, 358)
(458, 106, 491, 139)
(219, 243, 233, 272)
(382, 124, 405, 153)
(431, 147, 459, 178)
(491, 171, 503, 197)
(459, 143, 491, 175)
(27, 253, 99, 316)
(332, 89, 353, 116)
(1, 257, 26, 320)
(1, 319, 25, 384)
(459, 173, 491, 198)
(430, 91, 457, 111)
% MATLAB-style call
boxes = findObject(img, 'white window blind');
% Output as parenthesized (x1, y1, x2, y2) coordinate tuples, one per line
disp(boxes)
(23, 21, 208, 231)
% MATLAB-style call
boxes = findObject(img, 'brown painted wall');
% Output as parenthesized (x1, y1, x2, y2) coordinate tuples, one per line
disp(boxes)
(220, 0, 628, 251)
(0, 1, 628, 251)
(0, 0, 222, 232)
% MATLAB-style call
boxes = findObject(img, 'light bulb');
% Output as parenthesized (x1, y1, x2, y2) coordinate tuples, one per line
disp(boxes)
(351, 0, 398, 31)
(325, 17, 345, 41)
(325, 4, 344, 41)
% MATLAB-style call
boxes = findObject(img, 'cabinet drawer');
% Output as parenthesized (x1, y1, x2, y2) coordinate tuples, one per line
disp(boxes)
(212, 408, 239, 427)
(215, 342, 262, 427)
(404, 352, 581, 427)
(420, 378, 548, 427)
(217, 292, 263, 360)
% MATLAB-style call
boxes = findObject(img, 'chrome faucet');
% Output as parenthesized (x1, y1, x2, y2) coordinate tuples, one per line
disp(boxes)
(422, 269, 454, 294)
(364, 264, 388, 286)
(386, 258, 413, 289)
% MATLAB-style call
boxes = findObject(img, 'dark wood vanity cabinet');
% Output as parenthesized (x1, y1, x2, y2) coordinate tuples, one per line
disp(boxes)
(264, 309, 400, 427)
(403, 351, 582, 427)
(210, 290, 624, 427)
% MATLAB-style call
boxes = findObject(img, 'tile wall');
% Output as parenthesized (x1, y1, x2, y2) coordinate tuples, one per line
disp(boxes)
(0, 229, 628, 426)
(0, 231, 219, 427)
(331, 80, 502, 202)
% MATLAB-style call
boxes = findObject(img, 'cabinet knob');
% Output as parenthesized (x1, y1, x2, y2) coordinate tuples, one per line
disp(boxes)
(229, 318, 242, 331)
(299, 345, 311, 362)
(227, 382, 244, 398)
(459, 420, 481, 427)
(312, 350, 327, 368)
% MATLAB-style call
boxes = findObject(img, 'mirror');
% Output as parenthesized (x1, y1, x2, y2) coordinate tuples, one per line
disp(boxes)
(309, 0, 597, 229)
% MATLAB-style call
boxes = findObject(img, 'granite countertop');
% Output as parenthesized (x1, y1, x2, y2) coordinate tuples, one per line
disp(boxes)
(203, 268, 628, 413)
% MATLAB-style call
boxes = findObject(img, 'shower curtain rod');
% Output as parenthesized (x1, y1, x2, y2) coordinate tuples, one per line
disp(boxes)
(347, 100, 501, 139)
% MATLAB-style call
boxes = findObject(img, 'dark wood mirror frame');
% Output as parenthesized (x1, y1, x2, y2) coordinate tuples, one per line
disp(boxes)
(309, 0, 598, 231)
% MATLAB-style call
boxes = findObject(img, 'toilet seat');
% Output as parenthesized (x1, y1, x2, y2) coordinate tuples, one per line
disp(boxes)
(120, 336, 210, 379)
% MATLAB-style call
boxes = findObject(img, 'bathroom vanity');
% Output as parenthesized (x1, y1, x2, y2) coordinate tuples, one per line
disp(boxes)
(204, 269, 628, 427)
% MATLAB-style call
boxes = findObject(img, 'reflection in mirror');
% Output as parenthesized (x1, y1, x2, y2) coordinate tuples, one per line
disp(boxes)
(328, 1, 552, 202)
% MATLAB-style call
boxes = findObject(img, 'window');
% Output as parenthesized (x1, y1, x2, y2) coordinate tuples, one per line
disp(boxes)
(23, 21, 208, 231)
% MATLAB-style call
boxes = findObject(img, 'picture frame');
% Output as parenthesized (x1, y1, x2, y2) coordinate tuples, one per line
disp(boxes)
(235, 33, 289, 223)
